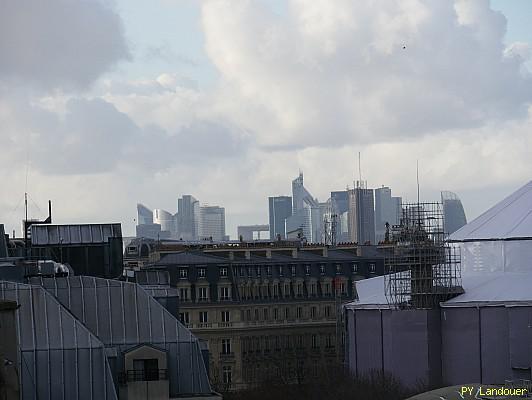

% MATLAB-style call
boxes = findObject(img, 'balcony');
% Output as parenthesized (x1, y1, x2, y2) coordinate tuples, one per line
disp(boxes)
(120, 369, 168, 383)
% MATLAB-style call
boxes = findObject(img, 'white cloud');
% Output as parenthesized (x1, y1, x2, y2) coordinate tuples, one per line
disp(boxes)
(201, 0, 532, 147)
(1, 0, 532, 239)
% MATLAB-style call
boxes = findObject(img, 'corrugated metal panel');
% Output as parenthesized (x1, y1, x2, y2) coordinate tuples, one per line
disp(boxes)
(0, 281, 117, 400)
(31, 224, 122, 245)
(32, 276, 212, 396)
(441, 307, 481, 384)
(136, 269, 171, 286)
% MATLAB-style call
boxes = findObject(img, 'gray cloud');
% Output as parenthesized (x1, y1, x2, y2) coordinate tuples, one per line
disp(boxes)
(0, 0, 130, 90)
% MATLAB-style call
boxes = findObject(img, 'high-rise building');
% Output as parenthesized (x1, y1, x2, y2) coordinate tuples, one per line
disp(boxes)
(199, 206, 226, 241)
(374, 186, 402, 243)
(269, 196, 292, 239)
(137, 203, 153, 225)
(441, 191, 467, 235)
(153, 208, 175, 238)
(136, 203, 165, 239)
(348, 183, 376, 244)
(289, 173, 321, 243)
(331, 191, 350, 243)
(177, 195, 200, 240)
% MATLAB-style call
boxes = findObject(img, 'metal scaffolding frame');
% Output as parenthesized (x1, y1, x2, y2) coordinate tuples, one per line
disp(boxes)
(384, 202, 463, 309)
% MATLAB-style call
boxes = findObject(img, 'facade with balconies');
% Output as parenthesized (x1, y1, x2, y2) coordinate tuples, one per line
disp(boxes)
(132, 242, 385, 390)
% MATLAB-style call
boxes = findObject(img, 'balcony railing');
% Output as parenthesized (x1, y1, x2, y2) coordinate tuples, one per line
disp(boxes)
(120, 369, 168, 383)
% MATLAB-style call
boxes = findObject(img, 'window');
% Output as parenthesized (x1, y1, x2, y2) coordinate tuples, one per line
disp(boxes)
(273, 284, 279, 297)
(305, 265, 310, 275)
(324, 283, 331, 296)
(267, 266, 272, 276)
(297, 283, 303, 297)
(310, 306, 317, 319)
(221, 338, 232, 354)
(246, 309, 251, 321)
(254, 309, 259, 321)
(263, 308, 269, 320)
(285, 307, 290, 319)
(179, 288, 189, 301)
(284, 283, 291, 297)
(369, 263, 376, 273)
(247, 267, 252, 277)
(199, 311, 208, 323)
(179, 268, 188, 279)
(198, 287, 208, 301)
(222, 366, 232, 384)
(310, 283, 317, 296)
(296, 307, 303, 319)
(336, 264, 342, 274)
(311, 334, 318, 349)
(291, 266, 296, 276)
(220, 286, 231, 300)
(279, 266, 283, 276)
(256, 267, 261, 276)
(132, 359, 159, 381)
(197, 267, 206, 278)
(352, 263, 358, 273)
(324, 305, 331, 318)
(320, 265, 325, 275)
(326, 334, 334, 348)
(297, 335, 303, 349)
(127, 246, 136, 253)
(275, 336, 281, 350)
(220, 267, 228, 277)
(239, 267, 245, 277)
(179, 312, 190, 325)
(273, 308, 279, 320)
(221, 311, 230, 322)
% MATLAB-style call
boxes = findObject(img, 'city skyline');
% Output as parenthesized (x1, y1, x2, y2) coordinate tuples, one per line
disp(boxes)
(2, 1, 532, 241)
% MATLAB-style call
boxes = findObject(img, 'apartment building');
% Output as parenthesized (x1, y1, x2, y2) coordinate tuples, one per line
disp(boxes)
(128, 242, 385, 390)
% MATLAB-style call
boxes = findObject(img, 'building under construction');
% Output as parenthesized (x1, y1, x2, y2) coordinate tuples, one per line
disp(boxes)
(345, 181, 532, 390)
(384, 202, 462, 309)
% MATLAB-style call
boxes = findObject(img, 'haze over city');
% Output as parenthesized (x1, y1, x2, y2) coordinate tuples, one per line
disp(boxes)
(2, 0, 532, 239)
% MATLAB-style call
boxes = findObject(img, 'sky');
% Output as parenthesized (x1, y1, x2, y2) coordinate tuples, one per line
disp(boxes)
(1, 0, 531, 239)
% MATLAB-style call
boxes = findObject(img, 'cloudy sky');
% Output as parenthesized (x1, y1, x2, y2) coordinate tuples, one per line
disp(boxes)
(1, 0, 531, 238)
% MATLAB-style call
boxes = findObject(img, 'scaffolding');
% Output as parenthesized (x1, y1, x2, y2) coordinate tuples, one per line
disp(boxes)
(384, 202, 463, 309)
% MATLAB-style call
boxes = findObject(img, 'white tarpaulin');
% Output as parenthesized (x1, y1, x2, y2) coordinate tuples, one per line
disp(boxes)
(450, 180, 532, 241)
(449, 180, 532, 274)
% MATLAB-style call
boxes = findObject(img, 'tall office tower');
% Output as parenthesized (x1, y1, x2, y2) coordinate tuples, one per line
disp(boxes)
(331, 191, 350, 242)
(199, 206, 226, 241)
(374, 186, 402, 243)
(177, 195, 200, 240)
(441, 191, 467, 235)
(268, 196, 292, 239)
(137, 203, 153, 225)
(289, 172, 321, 243)
(348, 182, 376, 244)
(153, 209, 175, 239)
(136, 203, 164, 239)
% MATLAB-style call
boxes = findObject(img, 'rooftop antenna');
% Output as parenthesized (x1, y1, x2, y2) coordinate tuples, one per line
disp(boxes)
(416, 160, 420, 204)
(358, 152, 362, 185)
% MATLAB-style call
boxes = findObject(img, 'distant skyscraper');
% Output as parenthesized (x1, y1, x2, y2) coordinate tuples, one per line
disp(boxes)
(136, 203, 165, 239)
(441, 191, 467, 235)
(153, 208, 175, 238)
(177, 195, 200, 240)
(331, 191, 350, 242)
(137, 203, 153, 225)
(199, 206, 226, 241)
(348, 183, 376, 244)
(374, 186, 402, 243)
(290, 172, 321, 243)
(269, 196, 292, 239)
